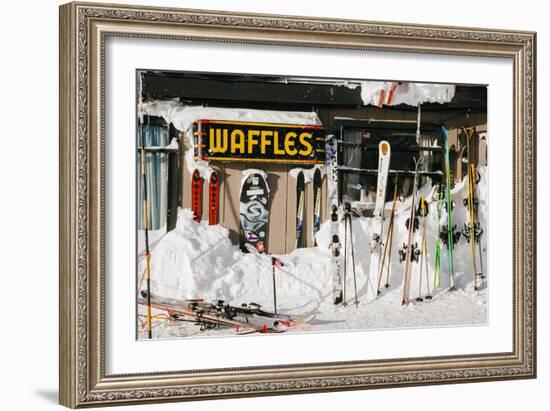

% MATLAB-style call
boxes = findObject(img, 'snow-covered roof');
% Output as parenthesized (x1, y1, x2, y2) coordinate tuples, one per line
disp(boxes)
(358, 81, 455, 107)
(142, 100, 322, 133)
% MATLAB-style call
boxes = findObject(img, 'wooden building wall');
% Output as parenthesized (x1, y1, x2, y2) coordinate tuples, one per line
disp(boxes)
(179, 107, 487, 255)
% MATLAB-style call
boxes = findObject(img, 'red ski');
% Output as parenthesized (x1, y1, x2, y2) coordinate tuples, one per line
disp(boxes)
(209, 171, 220, 225)
(191, 169, 202, 222)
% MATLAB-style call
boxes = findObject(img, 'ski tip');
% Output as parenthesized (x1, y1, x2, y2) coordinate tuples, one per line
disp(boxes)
(441, 126, 449, 139)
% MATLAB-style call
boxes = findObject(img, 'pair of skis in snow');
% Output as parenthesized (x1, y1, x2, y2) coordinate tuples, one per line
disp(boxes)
(191, 169, 220, 225)
(399, 189, 433, 305)
(460, 127, 485, 290)
(295, 169, 323, 249)
(328, 138, 392, 305)
(398, 157, 430, 305)
(138, 290, 313, 334)
(431, 127, 484, 296)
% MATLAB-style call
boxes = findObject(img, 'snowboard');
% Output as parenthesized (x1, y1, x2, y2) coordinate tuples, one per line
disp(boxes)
(208, 171, 220, 225)
(312, 168, 322, 246)
(368, 140, 391, 301)
(191, 169, 202, 223)
(239, 172, 270, 253)
(295, 171, 306, 249)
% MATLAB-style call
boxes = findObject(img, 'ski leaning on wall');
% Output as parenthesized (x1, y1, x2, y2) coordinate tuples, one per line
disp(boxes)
(441, 126, 459, 290)
(326, 134, 339, 209)
(312, 168, 322, 246)
(432, 183, 444, 290)
(295, 171, 306, 249)
(461, 127, 484, 290)
(368, 140, 391, 301)
(239, 172, 270, 253)
(191, 169, 203, 223)
(209, 171, 220, 225)
(326, 134, 343, 304)
(400, 156, 423, 305)
(329, 205, 343, 305)
(415, 196, 432, 302)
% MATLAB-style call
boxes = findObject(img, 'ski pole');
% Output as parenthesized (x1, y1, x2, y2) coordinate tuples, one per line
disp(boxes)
(423, 227, 432, 300)
(271, 257, 279, 314)
(343, 205, 348, 306)
(140, 112, 153, 339)
(271, 257, 284, 314)
(378, 177, 399, 292)
(345, 202, 359, 307)
(420, 196, 432, 300)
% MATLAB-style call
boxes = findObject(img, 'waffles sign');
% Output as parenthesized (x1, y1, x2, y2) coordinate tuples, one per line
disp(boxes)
(193, 120, 325, 165)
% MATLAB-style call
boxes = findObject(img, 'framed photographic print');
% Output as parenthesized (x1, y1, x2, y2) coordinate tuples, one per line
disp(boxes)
(59, 1, 536, 408)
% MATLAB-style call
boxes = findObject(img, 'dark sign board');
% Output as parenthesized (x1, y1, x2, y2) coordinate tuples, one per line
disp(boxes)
(193, 120, 325, 165)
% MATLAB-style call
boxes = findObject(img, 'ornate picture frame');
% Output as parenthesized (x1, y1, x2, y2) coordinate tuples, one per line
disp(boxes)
(59, 1, 536, 408)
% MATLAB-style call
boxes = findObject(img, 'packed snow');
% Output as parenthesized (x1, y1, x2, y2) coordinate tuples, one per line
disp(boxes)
(137, 168, 488, 339)
(143, 100, 322, 134)
(359, 81, 456, 107)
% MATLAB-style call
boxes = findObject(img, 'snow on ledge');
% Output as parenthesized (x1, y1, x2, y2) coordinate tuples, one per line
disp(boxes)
(143, 100, 322, 134)
(360, 81, 455, 107)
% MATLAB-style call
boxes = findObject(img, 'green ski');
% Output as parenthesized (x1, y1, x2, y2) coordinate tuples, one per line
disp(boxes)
(433, 183, 444, 290)
(442, 126, 456, 290)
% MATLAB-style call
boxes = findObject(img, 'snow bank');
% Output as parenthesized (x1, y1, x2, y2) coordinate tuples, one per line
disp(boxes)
(138, 208, 330, 313)
(138, 168, 487, 338)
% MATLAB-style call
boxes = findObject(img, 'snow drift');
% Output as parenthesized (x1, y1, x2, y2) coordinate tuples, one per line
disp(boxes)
(138, 168, 488, 338)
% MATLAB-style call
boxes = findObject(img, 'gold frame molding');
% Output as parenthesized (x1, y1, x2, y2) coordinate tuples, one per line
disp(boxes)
(59, 2, 536, 408)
